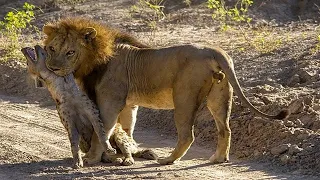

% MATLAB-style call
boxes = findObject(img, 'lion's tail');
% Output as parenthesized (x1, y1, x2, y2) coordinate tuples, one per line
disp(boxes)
(208, 47, 289, 120)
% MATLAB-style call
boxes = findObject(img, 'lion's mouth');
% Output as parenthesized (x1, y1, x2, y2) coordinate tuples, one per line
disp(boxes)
(48, 67, 61, 71)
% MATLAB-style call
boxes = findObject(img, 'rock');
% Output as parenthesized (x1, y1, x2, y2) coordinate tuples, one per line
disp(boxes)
(302, 143, 314, 149)
(287, 74, 300, 86)
(292, 119, 304, 128)
(288, 144, 303, 155)
(294, 128, 312, 140)
(297, 133, 310, 140)
(287, 98, 304, 114)
(284, 120, 295, 127)
(254, 150, 260, 157)
(280, 154, 290, 164)
(271, 144, 291, 155)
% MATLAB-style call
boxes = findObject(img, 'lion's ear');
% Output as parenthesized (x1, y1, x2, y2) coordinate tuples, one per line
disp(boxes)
(43, 24, 57, 36)
(83, 27, 97, 42)
(42, 24, 58, 36)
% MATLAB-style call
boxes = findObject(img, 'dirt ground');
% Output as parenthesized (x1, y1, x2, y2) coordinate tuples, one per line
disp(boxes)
(0, 0, 319, 179)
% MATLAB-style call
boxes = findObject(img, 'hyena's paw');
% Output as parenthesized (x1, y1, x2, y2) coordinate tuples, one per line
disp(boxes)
(101, 153, 123, 165)
(72, 159, 83, 169)
(113, 157, 124, 165)
(105, 146, 117, 156)
(140, 149, 158, 160)
(122, 157, 134, 166)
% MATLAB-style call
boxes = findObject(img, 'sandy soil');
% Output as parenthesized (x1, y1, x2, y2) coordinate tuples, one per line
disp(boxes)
(0, 94, 317, 180)
(0, 0, 319, 179)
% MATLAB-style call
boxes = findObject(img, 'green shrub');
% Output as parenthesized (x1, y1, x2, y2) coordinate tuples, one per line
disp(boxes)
(207, 0, 253, 30)
(241, 27, 286, 54)
(311, 34, 320, 54)
(0, 2, 39, 61)
(130, 0, 165, 30)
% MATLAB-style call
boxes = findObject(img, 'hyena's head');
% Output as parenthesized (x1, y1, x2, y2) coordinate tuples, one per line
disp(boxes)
(21, 45, 48, 88)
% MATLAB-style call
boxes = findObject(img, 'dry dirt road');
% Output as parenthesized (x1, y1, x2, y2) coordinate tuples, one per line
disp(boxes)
(0, 94, 318, 180)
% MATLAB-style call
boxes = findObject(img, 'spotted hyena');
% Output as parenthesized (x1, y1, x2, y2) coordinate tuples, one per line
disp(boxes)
(21, 45, 157, 168)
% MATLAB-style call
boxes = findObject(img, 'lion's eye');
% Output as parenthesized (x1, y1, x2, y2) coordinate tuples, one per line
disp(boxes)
(49, 46, 55, 52)
(66, 50, 75, 56)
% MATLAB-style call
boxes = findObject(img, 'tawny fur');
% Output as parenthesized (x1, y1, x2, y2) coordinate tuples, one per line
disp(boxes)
(42, 17, 289, 165)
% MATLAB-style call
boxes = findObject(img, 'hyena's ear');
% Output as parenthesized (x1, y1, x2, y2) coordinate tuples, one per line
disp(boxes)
(82, 27, 97, 42)
(43, 23, 57, 36)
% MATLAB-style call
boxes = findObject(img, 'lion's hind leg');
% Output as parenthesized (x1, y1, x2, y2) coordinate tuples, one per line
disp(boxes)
(207, 78, 232, 163)
(158, 81, 202, 165)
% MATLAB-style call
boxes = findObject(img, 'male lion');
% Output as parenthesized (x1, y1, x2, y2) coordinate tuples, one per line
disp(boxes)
(43, 17, 289, 165)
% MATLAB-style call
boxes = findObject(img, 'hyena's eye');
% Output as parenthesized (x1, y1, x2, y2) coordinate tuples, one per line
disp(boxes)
(49, 46, 55, 52)
(66, 50, 75, 56)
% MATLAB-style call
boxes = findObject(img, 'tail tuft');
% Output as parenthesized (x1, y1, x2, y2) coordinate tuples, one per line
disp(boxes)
(275, 109, 290, 120)
(134, 149, 158, 160)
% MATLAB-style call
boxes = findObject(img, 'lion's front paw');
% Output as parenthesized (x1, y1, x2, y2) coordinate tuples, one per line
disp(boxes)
(83, 156, 101, 165)
(157, 157, 175, 165)
(122, 157, 134, 166)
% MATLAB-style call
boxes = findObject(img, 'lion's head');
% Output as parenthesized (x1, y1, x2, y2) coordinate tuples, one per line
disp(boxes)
(43, 17, 118, 77)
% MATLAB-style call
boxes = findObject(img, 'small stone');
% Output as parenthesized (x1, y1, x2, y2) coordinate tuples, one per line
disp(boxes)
(271, 144, 291, 155)
(284, 120, 295, 127)
(292, 119, 304, 127)
(293, 128, 304, 135)
(280, 154, 290, 164)
(287, 98, 304, 113)
(290, 156, 298, 163)
(254, 150, 260, 157)
(304, 146, 314, 151)
(297, 133, 310, 140)
(287, 74, 300, 86)
(288, 144, 303, 155)
(302, 143, 314, 149)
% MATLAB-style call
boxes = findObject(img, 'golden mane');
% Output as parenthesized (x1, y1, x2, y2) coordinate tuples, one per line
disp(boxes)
(43, 17, 147, 78)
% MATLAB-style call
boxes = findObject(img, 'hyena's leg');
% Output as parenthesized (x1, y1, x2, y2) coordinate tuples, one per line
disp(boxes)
(57, 105, 83, 168)
(67, 122, 83, 169)
(118, 105, 138, 137)
(114, 134, 135, 166)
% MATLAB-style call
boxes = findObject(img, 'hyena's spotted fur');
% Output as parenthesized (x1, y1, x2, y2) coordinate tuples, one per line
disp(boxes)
(22, 45, 157, 168)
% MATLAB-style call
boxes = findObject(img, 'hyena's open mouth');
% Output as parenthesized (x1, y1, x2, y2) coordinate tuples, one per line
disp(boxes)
(21, 47, 36, 62)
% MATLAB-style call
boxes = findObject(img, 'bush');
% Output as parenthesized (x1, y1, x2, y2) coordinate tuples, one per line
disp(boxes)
(0, 2, 39, 61)
(207, 0, 253, 30)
